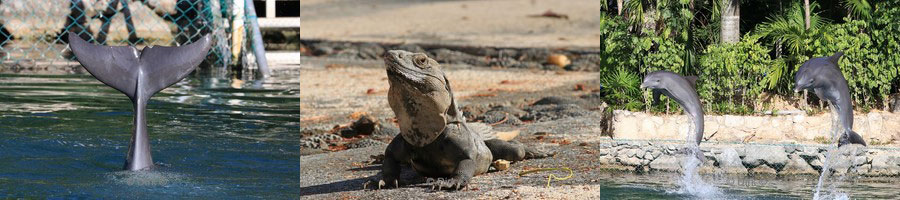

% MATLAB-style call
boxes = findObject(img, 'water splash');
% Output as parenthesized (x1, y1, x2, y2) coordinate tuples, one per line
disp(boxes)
(812, 108, 852, 200)
(106, 170, 187, 186)
(669, 116, 722, 198)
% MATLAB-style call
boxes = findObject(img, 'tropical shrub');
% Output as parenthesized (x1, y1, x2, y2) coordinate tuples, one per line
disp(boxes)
(810, 19, 894, 109)
(697, 35, 776, 113)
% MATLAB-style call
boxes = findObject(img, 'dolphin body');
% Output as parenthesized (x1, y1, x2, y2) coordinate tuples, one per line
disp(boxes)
(640, 71, 703, 145)
(67, 32, 212, 171)
(793, 52, 866, 146)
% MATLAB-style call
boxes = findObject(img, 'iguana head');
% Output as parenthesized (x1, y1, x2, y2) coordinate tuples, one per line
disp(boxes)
(383, 50, 463, 147)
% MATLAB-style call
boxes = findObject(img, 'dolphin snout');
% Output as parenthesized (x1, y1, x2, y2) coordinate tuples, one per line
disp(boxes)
(793, 86, 802, 93)
(639, 83, 647, 89)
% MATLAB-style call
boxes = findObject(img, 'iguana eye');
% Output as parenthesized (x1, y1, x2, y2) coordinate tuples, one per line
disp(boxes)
(414, 55, 428, 68)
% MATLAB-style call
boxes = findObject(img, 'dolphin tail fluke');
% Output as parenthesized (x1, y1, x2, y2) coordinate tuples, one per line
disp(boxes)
(68, 32, 212, 98)
(67, 32, 212, 171)
(838, 131, 867, 147)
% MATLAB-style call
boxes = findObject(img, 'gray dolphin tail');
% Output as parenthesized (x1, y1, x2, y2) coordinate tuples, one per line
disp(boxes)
(694, 117, 704, 146)
(838, 130, 867, 147)
(67, 32, 212, 171)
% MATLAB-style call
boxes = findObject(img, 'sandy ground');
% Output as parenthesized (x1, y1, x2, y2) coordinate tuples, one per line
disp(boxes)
(299, 0, 602, 48)
(299, 60, 599, 129)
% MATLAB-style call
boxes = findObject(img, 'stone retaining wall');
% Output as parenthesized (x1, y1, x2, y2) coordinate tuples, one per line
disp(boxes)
(611, 110, 900, 145)
(593, 141, 900, 177)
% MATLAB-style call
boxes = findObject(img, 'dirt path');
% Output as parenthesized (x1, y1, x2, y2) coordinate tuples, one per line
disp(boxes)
(299, 63, 599, 129)
(299, 0, 602, 48)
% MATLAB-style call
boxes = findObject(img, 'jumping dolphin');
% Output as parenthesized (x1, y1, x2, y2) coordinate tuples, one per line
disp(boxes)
(793, 52, 866, 146)
(67, 32, 212, 171)
(640, 71, 703, 145)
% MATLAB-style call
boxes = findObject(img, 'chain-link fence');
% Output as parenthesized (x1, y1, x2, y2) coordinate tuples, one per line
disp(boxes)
(0, 0, 251, 69)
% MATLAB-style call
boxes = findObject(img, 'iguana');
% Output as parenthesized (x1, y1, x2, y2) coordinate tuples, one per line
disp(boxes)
(369, 50, 547, 190)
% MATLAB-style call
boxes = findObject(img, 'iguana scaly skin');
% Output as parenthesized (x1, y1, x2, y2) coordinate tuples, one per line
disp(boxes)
(371, 50, 543, 190)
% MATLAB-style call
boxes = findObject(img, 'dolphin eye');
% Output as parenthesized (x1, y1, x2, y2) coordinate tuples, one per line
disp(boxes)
(656, 80, 660, 83)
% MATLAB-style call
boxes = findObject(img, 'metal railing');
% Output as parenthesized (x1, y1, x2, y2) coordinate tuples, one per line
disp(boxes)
(0, 0, 262, 71)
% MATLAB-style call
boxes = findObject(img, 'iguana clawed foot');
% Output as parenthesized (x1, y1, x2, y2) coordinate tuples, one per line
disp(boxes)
(363, 177, 399, 190)
(426, 177, 469, 191)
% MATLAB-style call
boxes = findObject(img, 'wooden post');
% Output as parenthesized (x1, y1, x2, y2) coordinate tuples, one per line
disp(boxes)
(232, 0, 245, 63)
(266, 0, 276, 18)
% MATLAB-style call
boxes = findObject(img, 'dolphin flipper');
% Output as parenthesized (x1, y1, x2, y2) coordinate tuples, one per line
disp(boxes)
(652, 89, 663, 105)
(68, 32, 212, 171)
(838, 131, 867, 147)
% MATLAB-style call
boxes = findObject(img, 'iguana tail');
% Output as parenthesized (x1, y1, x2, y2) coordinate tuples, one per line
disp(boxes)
(467, 122, 520, 141)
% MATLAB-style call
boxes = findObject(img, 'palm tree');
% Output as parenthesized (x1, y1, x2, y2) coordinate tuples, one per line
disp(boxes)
(842, 0, 871, 19)
(755, 2, 827, 57)
(804, 0, 810, 29)
(720, 0, 740, 43)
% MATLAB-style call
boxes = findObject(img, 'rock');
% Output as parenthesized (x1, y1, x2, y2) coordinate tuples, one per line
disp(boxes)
(497, 49, 519, 58)
(779, 154, 819, 175)
(889, 93, 900, 113)
(522, 104, 590, 122)
(868, 153, 900, 176)
(486, 106, 528, 117)
(618, 156, 644, 166)
(488, 57, 519, 67)
(374, 123, 400, 137)
(429, 48, 488, 66)
(394, 44, 425, 53)
(493, 160, 511, 171)
(714, 148, 748, 174)
(649, 154, 682, 172)
(346, 138, 386, 149)
(511, 62, 543, 69)
(749, 165, 778, 176)
(356, 43, 385, 59)
(546, 54, 571, 67)
(741, 145, 789, 170)
(565, 60, 600, 71)
(598, 155, 616, 165)
(310, 42, 336, 56)
(480, 107, 524, 126)
(517, 48, 552, 62)
(345, 115, 378, 137)
(533, 96, 584, 106)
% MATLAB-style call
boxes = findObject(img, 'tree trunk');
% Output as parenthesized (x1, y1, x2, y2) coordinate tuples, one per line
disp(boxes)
(804, 0, 810, 29)
(720, 0, 740, 43)
(617, 0, 623, 15)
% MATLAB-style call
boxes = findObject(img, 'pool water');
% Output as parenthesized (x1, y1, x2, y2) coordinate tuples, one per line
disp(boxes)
(0, 68, 299, 198)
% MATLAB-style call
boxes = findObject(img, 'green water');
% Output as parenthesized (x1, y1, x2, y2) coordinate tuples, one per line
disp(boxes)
(0, 68, 299, 198)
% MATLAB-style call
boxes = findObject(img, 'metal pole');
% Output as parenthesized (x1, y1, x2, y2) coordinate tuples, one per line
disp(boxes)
(245, 0, 270, 78)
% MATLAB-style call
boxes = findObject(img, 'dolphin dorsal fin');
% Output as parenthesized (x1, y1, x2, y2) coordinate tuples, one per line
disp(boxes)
(829, 51, 844, 64)
(684, 76, 699, 89)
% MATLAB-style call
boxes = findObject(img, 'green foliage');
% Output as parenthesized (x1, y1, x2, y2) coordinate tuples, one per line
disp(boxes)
(842, 0, 872, 20)
(871, 1, 900, 94)
(600, 67, 645, 111)
(594, 0, 900, 113)
(754, 2, 829, 57)
(809, 19, 894, 109)
(697, 35, 775, 113)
